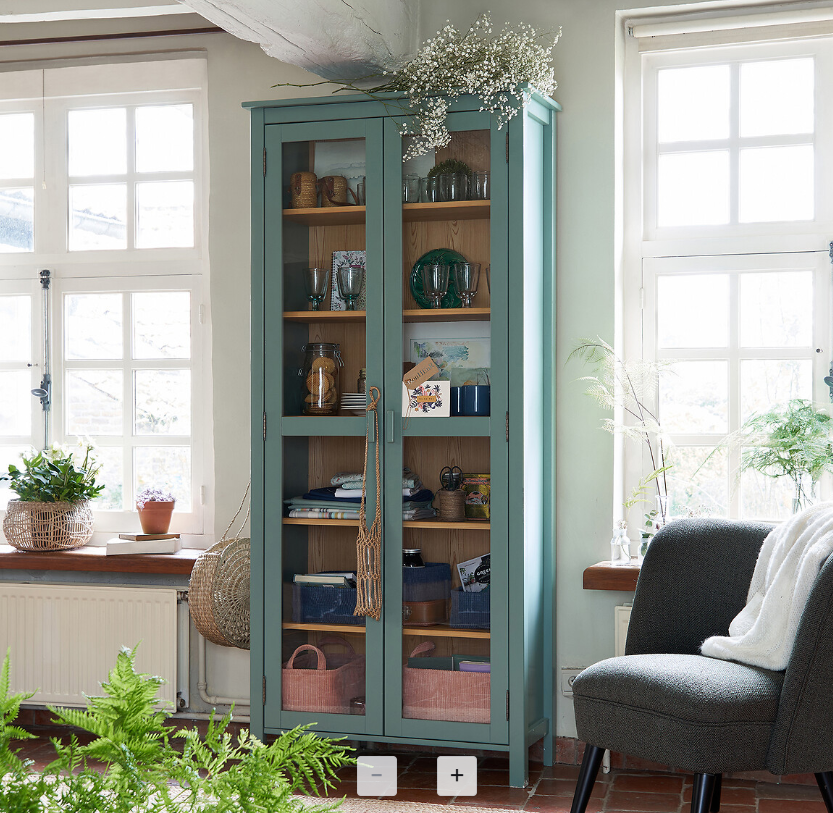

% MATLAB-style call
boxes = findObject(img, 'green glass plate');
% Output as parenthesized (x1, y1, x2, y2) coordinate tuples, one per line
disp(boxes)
(410, 248, 465, 309)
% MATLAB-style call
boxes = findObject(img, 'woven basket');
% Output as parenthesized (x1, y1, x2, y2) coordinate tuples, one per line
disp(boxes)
(319, 175, 349, 207)
(282, 640, 365, 714)
(290, 171, 318, 208)
(3, 500, 93, 552)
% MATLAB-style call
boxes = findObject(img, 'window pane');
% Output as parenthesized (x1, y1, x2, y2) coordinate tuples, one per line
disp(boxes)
(68, 108, 126, 176)
(0, 446, 29, 510)
(658, 152, 729, 227)
(69, 184, 127, 251)
(65, 293, 122, 359)
(740, 58, 813, 137)
(136, 105, 193, 172)
(658, 65, 730, 143)
(739, 146, 813, 223)
(136, 181, 194, 248)
(133, 291, 190, 359)
(657, 274, 728, 348)
(134, 446, 191, 509)
(0, 295, 31, 362)
(740, 467, 793, 520)
(739, 271, 812, 347)
(0, 114, 34, 179)
(134, 370, 191, 435)
(66, 370, 123, 436)
(666, 445, 728, 518)
(660, 360, 728, 433)
(0, 188, 34, 253)
(740, 360, 812, 422)
(0, 370, 31, 435)
(91, 446, 123, 511)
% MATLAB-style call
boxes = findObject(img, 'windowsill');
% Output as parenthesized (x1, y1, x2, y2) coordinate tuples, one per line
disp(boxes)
(583, 561, 640, 591)
(0, 545, 201, 575)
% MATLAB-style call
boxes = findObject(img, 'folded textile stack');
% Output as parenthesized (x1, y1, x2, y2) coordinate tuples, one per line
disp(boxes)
(286, 467, 436, 520)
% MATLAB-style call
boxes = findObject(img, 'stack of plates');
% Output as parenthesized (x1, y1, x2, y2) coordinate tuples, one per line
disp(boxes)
(341, 393, 367, 415)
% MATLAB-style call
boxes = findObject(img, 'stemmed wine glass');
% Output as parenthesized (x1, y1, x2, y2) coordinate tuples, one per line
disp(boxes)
(303, 266, 330, 311)
(421, 263, 450, 309)
(452, 262, 481, 308)
(336, 264, 365, 311)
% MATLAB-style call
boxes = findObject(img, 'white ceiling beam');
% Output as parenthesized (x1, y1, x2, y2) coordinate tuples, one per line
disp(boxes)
(0, 1, 191, 23)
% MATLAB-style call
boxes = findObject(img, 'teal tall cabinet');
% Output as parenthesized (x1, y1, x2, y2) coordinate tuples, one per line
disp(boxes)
(246, 91, 558, 789)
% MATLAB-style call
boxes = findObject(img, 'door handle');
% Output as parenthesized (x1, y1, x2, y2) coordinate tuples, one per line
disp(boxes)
(386, 410, 395, 443)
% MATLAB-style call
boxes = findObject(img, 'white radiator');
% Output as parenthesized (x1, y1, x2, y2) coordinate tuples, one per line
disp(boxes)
(615, 604, 632, 657)
(0, 584, 178, 707)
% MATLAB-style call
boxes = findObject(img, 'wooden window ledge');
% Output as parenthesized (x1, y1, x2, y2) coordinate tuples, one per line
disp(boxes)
(0, 546, 201, 576)
(583, 561, 640, 591)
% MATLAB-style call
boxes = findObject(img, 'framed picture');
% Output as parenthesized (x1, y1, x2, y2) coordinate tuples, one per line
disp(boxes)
(331, 250, 367, 311)
(410, 337, 490, 387)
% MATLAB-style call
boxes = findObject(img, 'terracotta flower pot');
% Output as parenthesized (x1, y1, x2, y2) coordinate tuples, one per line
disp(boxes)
(137, 500, 175, 534)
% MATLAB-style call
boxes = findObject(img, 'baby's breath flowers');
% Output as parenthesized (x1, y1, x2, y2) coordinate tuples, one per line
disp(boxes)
(275, 13, 561, 159)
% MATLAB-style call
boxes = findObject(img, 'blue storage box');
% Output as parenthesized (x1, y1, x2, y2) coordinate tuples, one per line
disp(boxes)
(291, 584, 365, 626)
(449, 587, 490, 629)
(403, 562, 451, 602)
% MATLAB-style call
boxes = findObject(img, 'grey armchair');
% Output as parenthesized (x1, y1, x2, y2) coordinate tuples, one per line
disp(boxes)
(569, 518, 833, 813)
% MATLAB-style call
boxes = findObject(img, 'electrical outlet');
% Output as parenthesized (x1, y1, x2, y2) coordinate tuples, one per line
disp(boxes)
(561, 667, 585, 697)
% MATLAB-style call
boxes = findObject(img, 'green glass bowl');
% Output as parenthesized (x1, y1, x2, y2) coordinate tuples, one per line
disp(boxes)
(410, 248, 465, 309)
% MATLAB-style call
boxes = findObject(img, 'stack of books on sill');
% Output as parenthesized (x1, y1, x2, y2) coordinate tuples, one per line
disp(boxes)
(105, 534, 182, 556)
(293, 571, 357, 588)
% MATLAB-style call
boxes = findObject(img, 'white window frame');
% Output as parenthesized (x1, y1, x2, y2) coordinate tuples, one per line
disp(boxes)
(623, 20, 833, 522)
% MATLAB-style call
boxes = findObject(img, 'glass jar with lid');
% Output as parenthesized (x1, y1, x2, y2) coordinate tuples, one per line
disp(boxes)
(300, 342, 344, 415)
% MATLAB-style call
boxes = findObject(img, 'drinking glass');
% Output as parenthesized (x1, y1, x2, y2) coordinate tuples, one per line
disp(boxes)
(452, 262, 481, 308)
(448, 172, 469, 201)
(424, 176, 442, 203)
(355, 177, 366, 205)
(336, 264, 365, 311)
(421, 263, 450, 309)
(402, 174, 421, 203)
(471, 171, 490, 200)
(486, 265, 490, 294)
(303, 266, 330, 311)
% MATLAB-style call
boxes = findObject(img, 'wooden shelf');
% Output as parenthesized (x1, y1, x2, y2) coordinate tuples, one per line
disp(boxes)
(282, 621, 489, 639)
(0, 545, 200, 576)
(283, 518, 359, 527)
(283, 518, 489, 530)
(403, 308, 489, 323)
(283, 310, 366, 322)
(583, 561, 640, 591)
(281, 200, 490, 226)
(282, 622, 365, 633)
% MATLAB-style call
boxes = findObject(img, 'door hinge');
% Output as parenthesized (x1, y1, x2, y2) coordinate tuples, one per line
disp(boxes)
(505, 132, 510, 163)
(263, 148, 267, 177)
(262, 676, 267, 705)
(505, 411, 509, 442)
(263, 411, 267, 440)
(506, 690, 510, 721)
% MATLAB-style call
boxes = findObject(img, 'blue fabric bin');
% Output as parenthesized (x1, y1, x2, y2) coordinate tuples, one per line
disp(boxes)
(449, 587, 490, 629)
(291, 584, 365, 626)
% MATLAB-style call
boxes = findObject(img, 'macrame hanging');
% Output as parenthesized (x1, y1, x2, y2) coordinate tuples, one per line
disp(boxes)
(354, 386, 383, 621)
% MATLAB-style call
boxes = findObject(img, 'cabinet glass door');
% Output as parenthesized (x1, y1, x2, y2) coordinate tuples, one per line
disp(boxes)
(262, 117, 384, 735)
(382, 113, 509, 744)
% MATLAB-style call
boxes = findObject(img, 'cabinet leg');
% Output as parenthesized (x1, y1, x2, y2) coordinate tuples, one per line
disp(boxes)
(543, 729, 555, 767)
(509, 743, 529, 788)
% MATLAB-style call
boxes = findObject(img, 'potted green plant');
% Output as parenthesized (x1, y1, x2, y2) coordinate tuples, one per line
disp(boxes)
(136, 486, 176, 534)
(1, 443, 103, 552)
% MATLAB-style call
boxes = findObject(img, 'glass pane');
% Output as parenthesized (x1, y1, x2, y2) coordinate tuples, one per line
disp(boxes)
(0, 446, 29, 510)
(66, 370, 123, 436)
(739, 146, 813, 223)
(666, 445, 728, 518)
(657, 274, 728, 348)
(136, 105, 193, 172)
(0, 295, 31, 362)
(0, 114, 34, 179)
(740, 58, 813, 137)
(739, 271, 812, 347)
(741, 360, 812, 422)
(134, 370, 191, 435)
(657, 152, 729, 227)
(0, 370, 31, 435)
(133, 291, 191, 359)
(134, 446, 191, 509)
(660, 360, 728, 433)
(658, 65, 730, 143)
(68, 108, 126, 176)
(136, 181, 194, 248)
(69, 184, 127, 251)
(0, 188, 34, 253)
(741, 467, 793, 520)
(90, 446, 123, 511)
(65, 293, 123, 360)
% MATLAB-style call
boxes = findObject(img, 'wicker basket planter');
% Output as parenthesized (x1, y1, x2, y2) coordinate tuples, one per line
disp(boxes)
(3, 499, 94, 552)
(137, 500, 175, 534)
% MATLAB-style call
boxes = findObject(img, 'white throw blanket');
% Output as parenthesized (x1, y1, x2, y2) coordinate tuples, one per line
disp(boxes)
(701, 502, 833, 671)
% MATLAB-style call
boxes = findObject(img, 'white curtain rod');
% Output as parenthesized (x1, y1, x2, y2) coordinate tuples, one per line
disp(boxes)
(631, 7, 833, 38)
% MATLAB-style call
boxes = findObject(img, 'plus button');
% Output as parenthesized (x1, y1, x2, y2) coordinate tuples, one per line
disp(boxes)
(451, 769, 464, 781)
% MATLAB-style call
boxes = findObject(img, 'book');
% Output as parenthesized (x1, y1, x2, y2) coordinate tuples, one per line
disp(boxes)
(293, 572, 356, 588)
(456, 553, 490, 593)
(118, 533, 181, 541)
(105, 537, 183, 556)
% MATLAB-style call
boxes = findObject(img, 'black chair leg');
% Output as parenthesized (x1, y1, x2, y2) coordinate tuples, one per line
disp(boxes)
(709, 773, 722, 812)
(816, 772, 833, 813)
(691, 773, 717, 813)
(569, 744, 604, 813)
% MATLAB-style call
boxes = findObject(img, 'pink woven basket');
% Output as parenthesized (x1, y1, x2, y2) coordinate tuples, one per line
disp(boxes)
(402, 641, 490, 723)
(282, 637, 365, 714)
